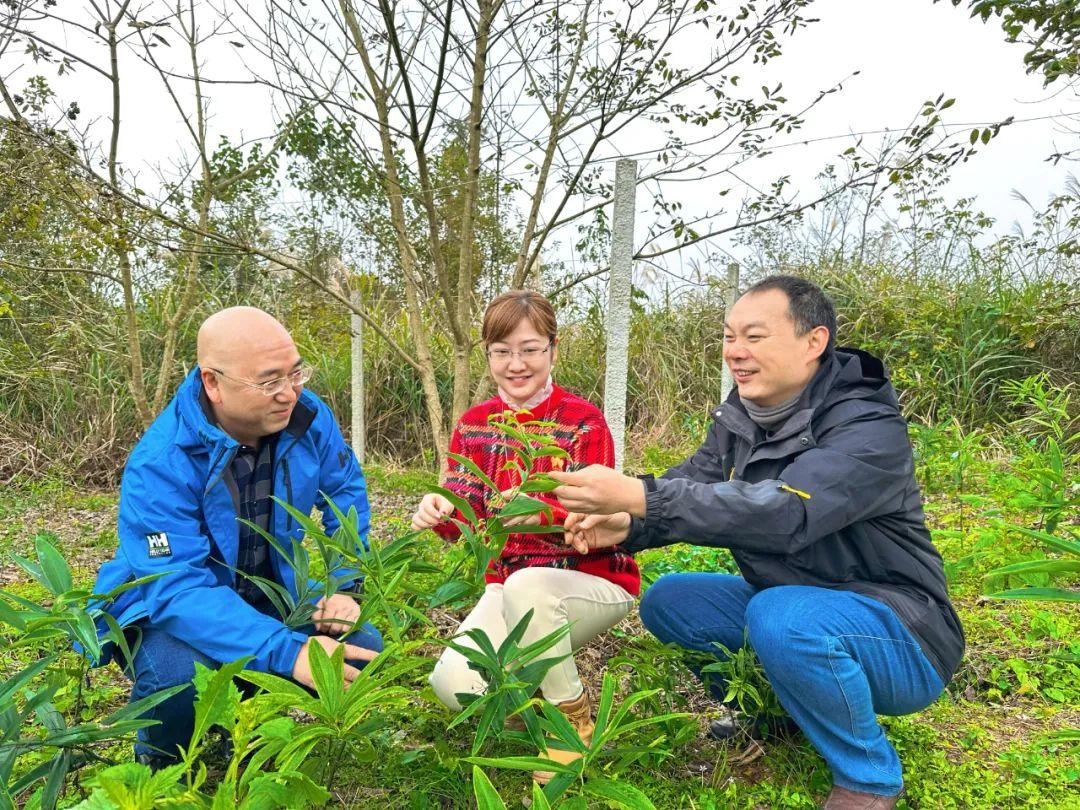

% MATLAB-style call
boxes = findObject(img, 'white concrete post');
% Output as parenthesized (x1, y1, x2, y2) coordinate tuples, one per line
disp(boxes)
(720, 262, 740, 403)
(350, 287, 365, 464)
(604, 159, 638, 472)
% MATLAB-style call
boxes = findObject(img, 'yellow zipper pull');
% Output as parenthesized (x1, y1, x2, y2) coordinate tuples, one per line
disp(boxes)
(779, 483, 811, 500)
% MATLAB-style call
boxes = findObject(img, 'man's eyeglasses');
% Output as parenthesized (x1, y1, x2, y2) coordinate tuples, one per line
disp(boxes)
(485, 342, 554, 362)
(210, 365, 313, 396)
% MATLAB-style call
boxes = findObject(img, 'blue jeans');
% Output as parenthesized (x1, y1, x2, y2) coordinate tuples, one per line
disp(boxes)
(639, 573, 944, 796)
(125, 620, 383, 760)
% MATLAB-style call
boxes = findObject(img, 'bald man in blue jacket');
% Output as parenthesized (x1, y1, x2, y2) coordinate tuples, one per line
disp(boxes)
(91, 307, 382, 766)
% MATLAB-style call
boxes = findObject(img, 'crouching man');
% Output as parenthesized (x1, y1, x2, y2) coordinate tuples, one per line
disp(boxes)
(551, 276, 963, 809)
(90, 307, 382, 767)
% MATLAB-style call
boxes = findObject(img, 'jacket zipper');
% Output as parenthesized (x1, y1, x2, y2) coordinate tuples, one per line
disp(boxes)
(203, 446, 237, 496)
(281, 457, 294, 532)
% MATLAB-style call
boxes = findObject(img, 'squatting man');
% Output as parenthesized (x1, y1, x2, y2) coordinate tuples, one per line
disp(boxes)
(550, 276, 964, 810)
(89, 307, 382, 768)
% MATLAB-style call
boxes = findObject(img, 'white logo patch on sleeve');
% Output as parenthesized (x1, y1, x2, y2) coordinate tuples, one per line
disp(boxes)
(146, 532, 172, 558)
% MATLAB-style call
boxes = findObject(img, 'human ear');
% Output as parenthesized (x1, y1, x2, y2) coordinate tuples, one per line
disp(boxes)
(806, 325, 829, 362)
(201, 368, 223, 404)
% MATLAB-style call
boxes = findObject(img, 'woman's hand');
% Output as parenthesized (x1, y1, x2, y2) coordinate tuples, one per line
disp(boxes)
(495, 487, 544, 528)
(411, 493, 455, 530)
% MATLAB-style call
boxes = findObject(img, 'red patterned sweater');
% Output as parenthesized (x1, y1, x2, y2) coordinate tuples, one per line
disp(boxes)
(434, 384, 640, 596)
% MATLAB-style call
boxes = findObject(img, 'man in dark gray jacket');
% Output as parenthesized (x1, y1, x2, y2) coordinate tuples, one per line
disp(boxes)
(550, 276, 963, 810)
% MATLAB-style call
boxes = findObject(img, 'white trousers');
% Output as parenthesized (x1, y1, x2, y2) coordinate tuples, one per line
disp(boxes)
(429, 567, 635, 709)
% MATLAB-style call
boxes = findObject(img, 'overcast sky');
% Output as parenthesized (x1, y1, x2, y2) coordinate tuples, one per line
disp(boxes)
(13, 0, 1076, 265)
(771, 0, 1074, 231)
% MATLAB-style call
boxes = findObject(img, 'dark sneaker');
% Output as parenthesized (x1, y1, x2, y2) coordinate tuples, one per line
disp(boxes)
(707, 710, 801, 741)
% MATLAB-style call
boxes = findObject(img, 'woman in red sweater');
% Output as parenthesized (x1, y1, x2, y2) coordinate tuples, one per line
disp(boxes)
(411, 290, 640, 780)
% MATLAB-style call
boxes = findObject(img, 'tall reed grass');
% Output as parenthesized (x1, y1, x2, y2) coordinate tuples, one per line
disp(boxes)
(1, 261, 1076, 485)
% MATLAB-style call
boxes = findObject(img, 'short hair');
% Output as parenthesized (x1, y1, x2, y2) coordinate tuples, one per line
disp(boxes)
(482, 290, 558, 346)
(744, 275, 836, 352)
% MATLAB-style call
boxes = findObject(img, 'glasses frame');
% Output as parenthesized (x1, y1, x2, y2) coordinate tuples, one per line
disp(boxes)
(484, 341, 555, 363)
(209, 364, 312, 397)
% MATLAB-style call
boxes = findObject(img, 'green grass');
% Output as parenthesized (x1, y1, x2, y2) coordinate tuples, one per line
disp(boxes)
(363, 463, 440, 498)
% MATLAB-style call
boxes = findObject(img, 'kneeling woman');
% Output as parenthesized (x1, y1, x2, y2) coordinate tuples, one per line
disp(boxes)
(411, 290, 640, 779)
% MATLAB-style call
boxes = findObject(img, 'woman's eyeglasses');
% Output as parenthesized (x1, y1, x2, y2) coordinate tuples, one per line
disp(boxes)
(485, 342, 554, 362)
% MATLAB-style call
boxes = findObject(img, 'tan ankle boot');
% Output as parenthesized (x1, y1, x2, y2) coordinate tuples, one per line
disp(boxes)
(533, 691, 594, 785)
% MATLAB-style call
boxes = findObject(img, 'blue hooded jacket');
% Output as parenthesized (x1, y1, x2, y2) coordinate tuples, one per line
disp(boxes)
(90, 367, 370, 675)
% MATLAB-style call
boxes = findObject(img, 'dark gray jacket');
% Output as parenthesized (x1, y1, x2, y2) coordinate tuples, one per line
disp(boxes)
(625, 347, 964, 684)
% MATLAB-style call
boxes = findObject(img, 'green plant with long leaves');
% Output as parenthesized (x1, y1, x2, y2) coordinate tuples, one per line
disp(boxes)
(427, 411, 571, 604)
(229, 498, 360, 630)
(320, 498, 443, 643)
(605, 638, 701, 764)
(699, 639, 787, 729)
(466, 671, 689, 807)
(995, 375, 1079, 535)
(235, 496, 442, 643)
(238, 640, 423, 792)
(0, 535, 186, 810)
(72, 657, 333, 809)
(472, 766, 562, 810)
(984, 523, 1080, 603)
(443, 609, 573, 756)
(983, 376, 1079, 603)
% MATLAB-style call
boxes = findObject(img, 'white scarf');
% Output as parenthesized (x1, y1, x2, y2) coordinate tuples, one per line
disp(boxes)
(498, 374, 554, 411)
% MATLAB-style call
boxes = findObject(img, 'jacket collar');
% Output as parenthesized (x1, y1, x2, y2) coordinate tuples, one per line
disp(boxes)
(717, 347, 892, 445)
(174, 367, 318, 453)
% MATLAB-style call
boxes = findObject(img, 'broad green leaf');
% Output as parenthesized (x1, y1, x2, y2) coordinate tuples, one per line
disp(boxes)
(65, 611, 100, 659)
(987, 560, 1080, 577)
(31, 691, 65, 735)
(539, 700, 585, 752)
(472, 698, 503, 754)
(530, 445, 571, 460)
(993, 522, 1080, 558)
(497, 494, 552, 520)
(427, 579, 476, 608)
(41, 750, 71, 810)
(307, 638, 345, 717)
(189, 658, 249, 752)
(239, 670, 312, 702)
(497, 609, 535, 660)
(1042, 729, 1080, 744)
(272, 496, 326, 540)
(8, 552, 45, 590)
(464, 755, 577, 775)
(0, 656, 55, 704)
(0, 598, 26, 632)
(99, 613, 135, 670)
(34, 535, 72, 596)
(103, 684, 189, 726)
(471, 766, 507, 810)
(449, 452, 500, 494)
(516, 622, 573, 665)
(530, 781, 552, 810)
(593, 671, 618, 738)
(582, 779, 656, 810)
(986, 587, 1080, 602)
(519, 477, 561, 493)
(93, 572, 168, 603)
(429, 485, 479, 528)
